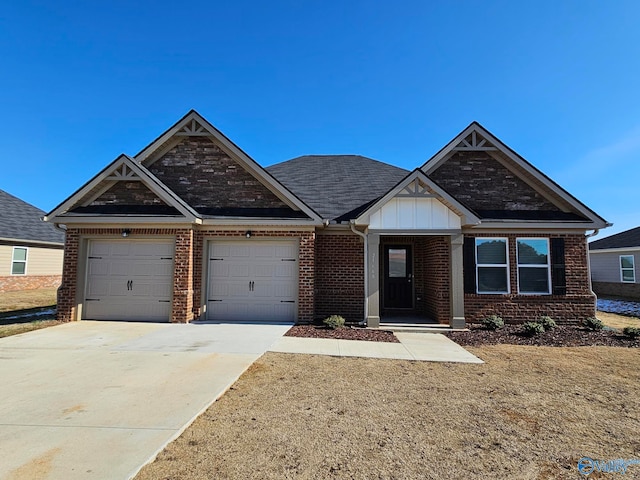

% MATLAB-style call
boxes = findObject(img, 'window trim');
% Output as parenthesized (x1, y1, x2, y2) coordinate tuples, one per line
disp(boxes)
(475, 237, 510, 294)
(516, 238, 551, 295)
(11, 246, 28, 276)
(620, 255, 636, 283)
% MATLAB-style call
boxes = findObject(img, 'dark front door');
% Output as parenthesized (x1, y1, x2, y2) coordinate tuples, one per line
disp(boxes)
(383, 245, 413, 309)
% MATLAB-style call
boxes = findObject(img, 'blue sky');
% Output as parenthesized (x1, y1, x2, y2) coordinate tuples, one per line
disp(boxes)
(1, 0, 638, 238)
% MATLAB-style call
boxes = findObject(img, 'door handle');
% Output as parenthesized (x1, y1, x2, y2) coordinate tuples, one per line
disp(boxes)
(127, 280, 133, 291)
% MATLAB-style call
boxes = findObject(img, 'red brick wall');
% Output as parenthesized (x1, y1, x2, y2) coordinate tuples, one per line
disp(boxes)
(314, 233, 364, 322)
(430, 152, 560, 212)
(57, 229, 79, 322)
(0, 275, 61, 293)
(148, 137, 290, 210)
(592, 281, 640, 300)
(417, 236, 450, 324)
(464, 233, 595, 324)
(172, 229, 194, 323)
(192, 229, 316, 323)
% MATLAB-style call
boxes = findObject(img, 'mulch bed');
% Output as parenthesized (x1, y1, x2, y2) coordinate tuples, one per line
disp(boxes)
(286, 323, 640, 348)
(445, 324, 640, 348)
(285, 324, 400, 343)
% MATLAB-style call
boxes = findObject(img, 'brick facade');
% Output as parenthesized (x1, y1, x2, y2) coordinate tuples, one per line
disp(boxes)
(430, 152, 560, 212)
(592, 281, 640, 301)
(0, 275, 61, 293)
(463, 233, 595, 324)
(57, 227, 315, 323)
(314, 233, 364, 322)
(148, 137, 290, 210)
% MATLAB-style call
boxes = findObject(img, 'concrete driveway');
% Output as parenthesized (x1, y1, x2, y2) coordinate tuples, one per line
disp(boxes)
(0, 321, 291, 480)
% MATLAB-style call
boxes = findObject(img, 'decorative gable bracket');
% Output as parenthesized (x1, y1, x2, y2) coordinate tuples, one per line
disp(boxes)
(453, 131, 497, 151)
(175, 119, 209, 136)
(397, 179, 438, 198)
(106, 164, 140, 181)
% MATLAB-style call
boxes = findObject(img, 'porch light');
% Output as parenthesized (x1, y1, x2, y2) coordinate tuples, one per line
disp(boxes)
(245, 231, 252, 238)
(122, 229, 131, 238)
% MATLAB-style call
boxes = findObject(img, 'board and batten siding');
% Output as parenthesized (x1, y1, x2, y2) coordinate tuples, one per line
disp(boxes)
(368, 197, 461, 230)
(0, 244, 64, 276)
(590, 250, 639, 283)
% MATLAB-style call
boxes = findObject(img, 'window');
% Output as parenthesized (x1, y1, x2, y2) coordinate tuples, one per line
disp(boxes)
(517, 238, 551, 294)
(620, 255, 635, 283)
(475, 238, 509, 293)
(11, 247, 28, 275)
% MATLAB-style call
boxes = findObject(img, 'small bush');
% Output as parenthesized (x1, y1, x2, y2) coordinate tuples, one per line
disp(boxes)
(623, 326, 640, 339)
(522, 321, 545, 336)
(323, 315, 345, 329)
(482, 315, 504, 331)
(539, 316, 557, 331)
(583, 317, 604, 331)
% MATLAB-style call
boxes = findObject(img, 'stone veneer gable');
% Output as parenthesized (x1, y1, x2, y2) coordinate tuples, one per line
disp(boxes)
(429, 151, 560, 212)
(90, 181, 167, 206)
(148, 137, 291, 210)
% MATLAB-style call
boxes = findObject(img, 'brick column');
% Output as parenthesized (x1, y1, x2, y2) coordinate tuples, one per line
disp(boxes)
(172, 229, 194, 323)
(57, 229, 79, 322)
(298, 231, 315, 322)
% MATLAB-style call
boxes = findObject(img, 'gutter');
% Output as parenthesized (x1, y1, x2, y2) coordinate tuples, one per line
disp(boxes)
(350, 221, 368, 325)
(585, 229, 601, 306)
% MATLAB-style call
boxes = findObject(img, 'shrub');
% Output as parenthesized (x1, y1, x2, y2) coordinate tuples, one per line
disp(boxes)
(323, 315, 345, 330)
(583, 317, 604, 331)
(522, 322, 545, 336)
(539, 316, 557, 331)
(481, 315, 504, 331)
(623, 326, 640, 339)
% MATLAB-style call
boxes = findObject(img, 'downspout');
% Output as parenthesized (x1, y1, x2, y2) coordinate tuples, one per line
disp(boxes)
(585, 229, 600, 307)
(350, 221, 368, 325)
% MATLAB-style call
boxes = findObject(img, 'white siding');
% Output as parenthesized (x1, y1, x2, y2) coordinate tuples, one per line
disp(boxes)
(590, 250, 639, 283)
(369, 197, 461, 230)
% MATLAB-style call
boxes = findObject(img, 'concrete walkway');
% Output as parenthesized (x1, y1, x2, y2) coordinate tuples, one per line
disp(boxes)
(0, 321, 291, 480)
(269, 332, 484, 363)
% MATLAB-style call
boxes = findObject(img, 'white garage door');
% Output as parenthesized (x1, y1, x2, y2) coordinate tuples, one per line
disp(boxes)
(207, 240, 298, 322)
(84, 240, 174, 321)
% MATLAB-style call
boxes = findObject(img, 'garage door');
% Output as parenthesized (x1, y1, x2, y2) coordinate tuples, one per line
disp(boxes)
(207, 240, 298, 322)
(84, 240, 174, 321)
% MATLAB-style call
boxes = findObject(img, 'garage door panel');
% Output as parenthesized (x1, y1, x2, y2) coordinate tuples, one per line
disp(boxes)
(207, 240, 298, 322)
(84, 240, 174, 322)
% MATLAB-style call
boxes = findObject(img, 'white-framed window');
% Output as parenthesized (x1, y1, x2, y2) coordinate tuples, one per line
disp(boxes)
(620, 255, 636, 283)
(11, 247, 28, 275)
(517, 238, 551, 294)
(475, 238, 509, 294)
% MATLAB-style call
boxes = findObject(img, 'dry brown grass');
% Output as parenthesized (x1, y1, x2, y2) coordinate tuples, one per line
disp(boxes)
(597, 311, 640, 330)
(0, 288, 57, 313)
(136, 346, 640, 480)
(0, 320, 63, 338)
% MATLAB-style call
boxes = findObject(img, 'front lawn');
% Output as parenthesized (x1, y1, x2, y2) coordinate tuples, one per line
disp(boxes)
(135, 345, 640, 480)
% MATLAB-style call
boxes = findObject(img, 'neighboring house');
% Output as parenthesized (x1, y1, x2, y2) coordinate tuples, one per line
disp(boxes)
(589, 226, 640, 300)
(0, 189, 65, 292)
(45, 110, 609, 327)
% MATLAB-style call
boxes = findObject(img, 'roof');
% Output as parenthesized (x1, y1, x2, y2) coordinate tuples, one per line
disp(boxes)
(266, 155, 409, 221)
(589, 226, 640, 250)
(0, 189, 65, 245)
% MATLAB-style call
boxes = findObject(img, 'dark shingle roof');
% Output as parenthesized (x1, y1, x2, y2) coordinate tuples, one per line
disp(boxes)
(589, 226, 640, 250)
(267, 155, 409, 221)
(0, 190, 65, 244)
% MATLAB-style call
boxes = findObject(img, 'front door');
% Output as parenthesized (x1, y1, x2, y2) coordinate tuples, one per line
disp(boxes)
(383, 245, 413, 309)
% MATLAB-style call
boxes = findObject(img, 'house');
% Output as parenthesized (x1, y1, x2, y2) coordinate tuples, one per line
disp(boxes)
(0, 189, 65, 292)
(44, 110, 609, 327)
(589, 226, 640, 300)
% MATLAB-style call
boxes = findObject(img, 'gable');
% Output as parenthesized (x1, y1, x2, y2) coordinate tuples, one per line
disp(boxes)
(429, 151, 562, 215)
(147, 136, 295, 215)
(70, 181, 180, 215)
(422, 123, 609, 227)
(356, 171, 480, 230)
